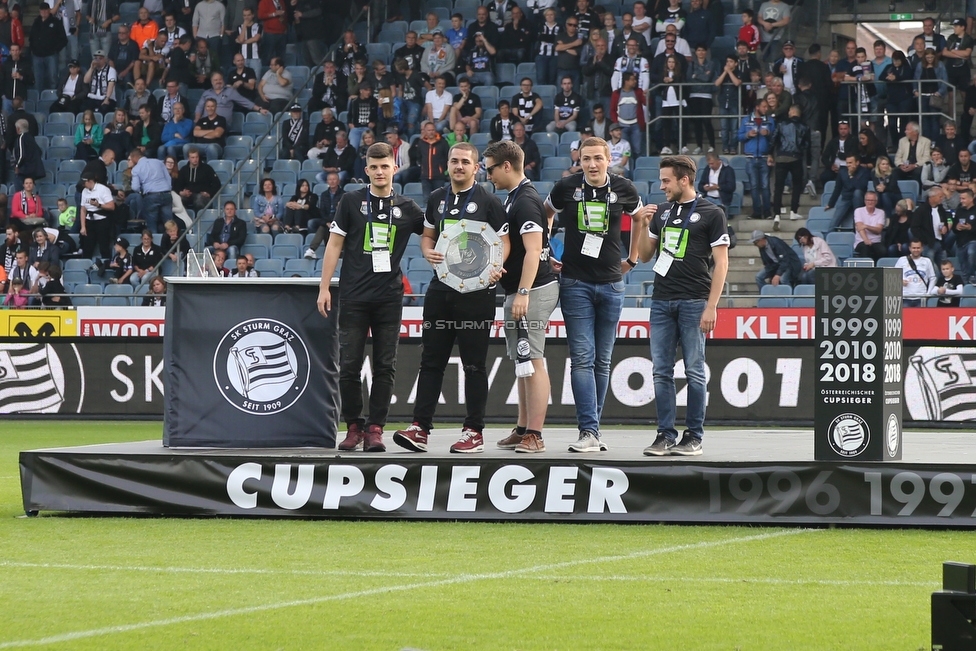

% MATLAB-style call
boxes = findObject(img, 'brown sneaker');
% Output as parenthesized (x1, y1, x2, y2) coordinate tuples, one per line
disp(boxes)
(515, 432, 546, 453)
(337, 422, 364, 451)
(497, 427, 524, 449)
(364, 424, 386, 452)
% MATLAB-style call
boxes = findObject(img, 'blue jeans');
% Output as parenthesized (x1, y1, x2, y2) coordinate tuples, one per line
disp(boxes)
(829, 190, 864, 230)
(33, 54, 58, 92)
(402, 100, 421, 137)
(261, 32, 287, 67)
(140, 191, 173, 233)
(650, 298, 708, 441)
(719, 106, 738, 151)
(756, 265, 796, 292)
(557, 69, 579, 90)
(534, 55, 557, 86)
(348, 127, 367, 150)
(559, 277, 625, 434)
(182, 143, 222, 161)
(745, 157, 770, 216)
(957, 240, 976, 281)
(622, 123, 643, 158)
(463, 71, 495, 86)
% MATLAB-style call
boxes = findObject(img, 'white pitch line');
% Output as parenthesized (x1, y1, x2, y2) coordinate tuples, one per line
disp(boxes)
(0, 562, 448, 579)
(526, 575, 938, 588)
(0, 476, 17, 480)
(0, 528, 812, 649)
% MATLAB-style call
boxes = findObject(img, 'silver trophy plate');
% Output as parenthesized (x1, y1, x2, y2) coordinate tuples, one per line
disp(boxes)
(434, 220, 504, 293)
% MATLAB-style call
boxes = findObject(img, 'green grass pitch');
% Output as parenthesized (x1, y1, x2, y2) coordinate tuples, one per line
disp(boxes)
(0, 421, 965, 649)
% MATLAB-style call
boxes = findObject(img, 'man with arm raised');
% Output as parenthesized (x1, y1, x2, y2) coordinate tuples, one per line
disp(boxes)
(316, 142, 426, 453)
(634, 155, 730, 457)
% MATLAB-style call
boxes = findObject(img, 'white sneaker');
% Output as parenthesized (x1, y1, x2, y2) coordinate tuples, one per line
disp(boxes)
(679, 146, 690, 154)
(805, 180, 817, 197)
(691, 146, 702, 155)
(772, 215, 781, 231)
(304, 248, 319, 259)
(790, 210, 802, 221)
(660, 147, 674, 155)
(707, 146, 715, 153)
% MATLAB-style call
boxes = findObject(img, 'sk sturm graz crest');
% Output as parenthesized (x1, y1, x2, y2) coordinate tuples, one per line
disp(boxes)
(213, 319, 310, 415)
(907, 348, 976, 422)
(827, 413, 870, 457)
(0, 343, 83, 414)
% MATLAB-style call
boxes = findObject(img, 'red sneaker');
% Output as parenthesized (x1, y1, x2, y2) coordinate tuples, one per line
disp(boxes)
(363, 424, 386, 452)
(337, 422, 364, 451)
(450, 428, 484, 454)
(393, 423, 429, 452)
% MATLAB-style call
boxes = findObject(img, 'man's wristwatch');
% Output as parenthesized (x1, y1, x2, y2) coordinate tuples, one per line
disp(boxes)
(625, 258, 638, 267)
(517, 288, 529, 296)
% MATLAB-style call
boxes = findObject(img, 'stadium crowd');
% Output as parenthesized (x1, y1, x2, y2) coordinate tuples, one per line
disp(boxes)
(0, 0, 975, 307)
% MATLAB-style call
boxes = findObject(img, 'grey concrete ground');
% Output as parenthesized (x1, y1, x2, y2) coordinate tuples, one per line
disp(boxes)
(30, 428, 976, 464)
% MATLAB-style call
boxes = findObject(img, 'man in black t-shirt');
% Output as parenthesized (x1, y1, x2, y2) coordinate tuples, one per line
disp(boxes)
(943, 20, 973, 91)
(547, 76, 583, 134)
(946, 148, 975, 210)
(484, 139, 559, 454)
(545, 136, 642, 453)
(192, 98, 227, 161)
(935, 259, 964, 307)
(228, 53, 259, 102)
(316, 142, 426, 453)
(512, 78, 543, 133)
(393, 142, 510, 455)
(394, 32, 426, 72)
(953, 188, 976, 284)
(635, 155, 730, 457)
(449, 78, 483, 136)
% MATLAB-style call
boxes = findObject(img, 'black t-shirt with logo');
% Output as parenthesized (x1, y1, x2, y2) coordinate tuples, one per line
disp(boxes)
(453, 91, 482, 118)
(954, 205, 976, 248)
(946, 34, 974, 68)
(647, 196, 730, 301)
(229, 67, 259, 101)
(546, 172, 642, 284)
(500, 180, 556, 295)
(554, 92, 583, 121)
(947, 162, 973, 185)
(423, 183, 509, 292)
(194, 114, 228, 147)
(331, 188, 425, 301)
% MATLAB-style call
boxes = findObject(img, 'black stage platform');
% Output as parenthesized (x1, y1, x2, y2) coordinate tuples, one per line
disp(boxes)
(19, 429, 976, 526)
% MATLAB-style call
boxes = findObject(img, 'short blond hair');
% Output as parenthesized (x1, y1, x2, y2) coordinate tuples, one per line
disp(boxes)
(578, 137, 610, 159)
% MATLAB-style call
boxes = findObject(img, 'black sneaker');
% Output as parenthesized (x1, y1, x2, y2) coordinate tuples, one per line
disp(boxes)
(643, 434, 675, 456)
(671, 433, 702, 456)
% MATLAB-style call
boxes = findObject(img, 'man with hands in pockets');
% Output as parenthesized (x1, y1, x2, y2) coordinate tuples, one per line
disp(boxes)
(633, 155, 730, 457)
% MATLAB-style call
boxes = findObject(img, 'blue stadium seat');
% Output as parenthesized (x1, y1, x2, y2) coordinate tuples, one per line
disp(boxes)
(757, 297, 790, 308)
(284, 259, 314, 274)
(760, 284, 792, 296)
(255, 258, 283, 275)
(516, 62, 536, 80)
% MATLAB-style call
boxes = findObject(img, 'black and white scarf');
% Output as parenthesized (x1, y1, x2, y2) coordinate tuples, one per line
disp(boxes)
(90, 0, 107, 32)
(89, 65, 111, 98)
(287, 118, 304, 144)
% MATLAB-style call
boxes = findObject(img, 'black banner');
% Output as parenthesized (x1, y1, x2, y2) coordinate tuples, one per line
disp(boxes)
(814, 268, 903, 461)
(20, 451, 976, 525)
(2, 339, 975, 425)
(163, 280, 340, 447)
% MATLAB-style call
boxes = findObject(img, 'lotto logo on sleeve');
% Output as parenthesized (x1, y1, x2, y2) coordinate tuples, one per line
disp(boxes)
(363, 223, 397, 252)
(577, 202, 608, 232)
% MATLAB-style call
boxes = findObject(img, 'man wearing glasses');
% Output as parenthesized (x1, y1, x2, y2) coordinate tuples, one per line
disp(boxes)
(555, 17, 584, 90)
(512, 77, 543, 134)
